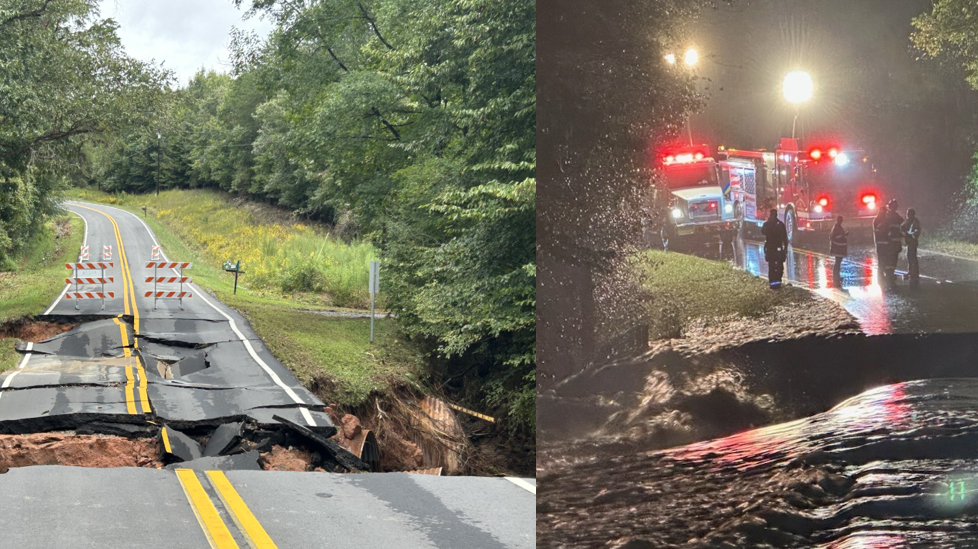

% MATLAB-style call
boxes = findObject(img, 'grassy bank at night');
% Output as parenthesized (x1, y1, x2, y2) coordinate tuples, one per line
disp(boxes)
(630, 249, 817, 340)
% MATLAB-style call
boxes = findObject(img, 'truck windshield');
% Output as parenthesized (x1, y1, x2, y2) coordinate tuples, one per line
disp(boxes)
(663, 163, 719, 189)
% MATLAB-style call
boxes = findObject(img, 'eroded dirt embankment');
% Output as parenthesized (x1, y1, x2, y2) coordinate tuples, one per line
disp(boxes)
(0, 316, 500, 476)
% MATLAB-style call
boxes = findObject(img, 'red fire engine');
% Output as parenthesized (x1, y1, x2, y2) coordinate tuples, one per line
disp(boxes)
(719, 137, 882, 242)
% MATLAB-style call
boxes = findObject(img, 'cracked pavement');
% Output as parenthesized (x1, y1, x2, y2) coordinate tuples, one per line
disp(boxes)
(0, 201, 535, 548)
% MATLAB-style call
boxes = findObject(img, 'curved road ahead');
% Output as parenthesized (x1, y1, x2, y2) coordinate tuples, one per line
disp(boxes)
(0, 201, 534, 548)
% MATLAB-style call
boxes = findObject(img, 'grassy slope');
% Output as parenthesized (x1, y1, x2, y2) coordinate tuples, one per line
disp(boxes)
(0, 216, 84, 372)
(65, 188, 423, 406)
(630, 249, 816, 340)
(921, 237, 978, 260)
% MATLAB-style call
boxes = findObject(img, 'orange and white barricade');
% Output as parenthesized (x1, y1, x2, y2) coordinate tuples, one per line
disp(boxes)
(79, 246, 89, 261)
(145, 260, 192, 309)
(102, 245, 112, 261)
(65, 262, 114, 310)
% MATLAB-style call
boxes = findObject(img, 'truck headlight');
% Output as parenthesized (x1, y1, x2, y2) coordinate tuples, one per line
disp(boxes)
(814, 204, 823, 213)
(724, 203, 733, 213)
(671, 207, 683, 219)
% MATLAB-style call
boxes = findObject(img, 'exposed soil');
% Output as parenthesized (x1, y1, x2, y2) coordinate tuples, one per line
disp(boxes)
(0, 433, 161, 473)
(260, 445, 316, 472)
(0, 319, 77, 342)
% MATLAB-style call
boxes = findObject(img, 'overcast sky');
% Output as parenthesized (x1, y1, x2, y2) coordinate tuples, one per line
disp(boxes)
(97, 0, 275, 87)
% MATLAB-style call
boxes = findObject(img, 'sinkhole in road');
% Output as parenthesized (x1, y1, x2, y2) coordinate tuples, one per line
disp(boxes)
(0, 314, 489, 475)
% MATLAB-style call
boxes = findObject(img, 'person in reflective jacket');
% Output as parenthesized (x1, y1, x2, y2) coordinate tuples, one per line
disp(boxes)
(762, 208, 788, 289)
(884, 200, 904, 288)
(830, 216, 848, 285)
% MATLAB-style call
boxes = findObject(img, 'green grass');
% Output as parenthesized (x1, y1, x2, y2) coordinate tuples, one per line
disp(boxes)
(629, 249, 816, 340)
(919, 236, 978, 260)
(234, 301, 423, 406)
(0, 216, 84, 372)
(64, 187, 423, 407)
(67, 188, 378, 309)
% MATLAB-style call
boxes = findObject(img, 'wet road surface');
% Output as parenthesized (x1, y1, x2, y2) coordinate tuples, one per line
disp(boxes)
(2, 201, 534, 548)
(688, 228, 978, 334)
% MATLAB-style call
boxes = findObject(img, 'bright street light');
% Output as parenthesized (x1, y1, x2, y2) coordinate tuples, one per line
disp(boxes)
(782, 70, 813, 103)
(684, 48, 699, 67)
(664, 53, 677, 65)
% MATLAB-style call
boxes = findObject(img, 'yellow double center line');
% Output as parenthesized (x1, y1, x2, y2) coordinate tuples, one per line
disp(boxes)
(176, 469, 278, 548)
(75, 204, 150, 414)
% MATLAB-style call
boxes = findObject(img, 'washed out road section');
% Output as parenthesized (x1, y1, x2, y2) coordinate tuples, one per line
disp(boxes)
(19, 201, 334, 431)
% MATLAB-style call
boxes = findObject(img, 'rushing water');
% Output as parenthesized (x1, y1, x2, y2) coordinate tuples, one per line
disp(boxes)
(539, 377, 978, 548)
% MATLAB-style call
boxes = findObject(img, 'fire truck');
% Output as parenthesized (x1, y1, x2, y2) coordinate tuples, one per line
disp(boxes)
(656, 144, 738, 246)
(719, 137, 881, 242)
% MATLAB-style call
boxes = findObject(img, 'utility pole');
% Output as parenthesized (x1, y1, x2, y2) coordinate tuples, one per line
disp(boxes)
(156, 129, 161, 196)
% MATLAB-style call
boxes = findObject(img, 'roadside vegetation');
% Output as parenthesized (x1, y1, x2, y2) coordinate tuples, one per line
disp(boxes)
(71, 0, 535, 436)
(1, 0, 533, 439)
(0, 216, 83, 372)
(71, 188, 377, 309)
(66, 188, 422, 407)
(628, 250, 816, 341)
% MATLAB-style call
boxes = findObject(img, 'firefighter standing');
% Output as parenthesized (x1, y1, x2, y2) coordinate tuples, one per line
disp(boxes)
(830, 215, 848, 284)
(762, 208, 789, 289)
(883, 199, 904, 288)
(902, 208, 921, 287)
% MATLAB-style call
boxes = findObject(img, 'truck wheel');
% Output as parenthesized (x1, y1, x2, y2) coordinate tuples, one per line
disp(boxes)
(785, 208, 796, 243)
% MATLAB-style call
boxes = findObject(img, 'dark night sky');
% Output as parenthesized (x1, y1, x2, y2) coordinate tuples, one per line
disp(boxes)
(686, 0, 978, 219)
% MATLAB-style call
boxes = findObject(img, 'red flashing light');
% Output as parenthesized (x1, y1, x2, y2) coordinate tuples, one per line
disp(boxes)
(818, 197, 829, 207)
(694, 152, 704, 160)
(809, 148, 822, 160)
(861, 193, 877, 208)
(665, 155, 675, 164)
(828, 148, 839, 159)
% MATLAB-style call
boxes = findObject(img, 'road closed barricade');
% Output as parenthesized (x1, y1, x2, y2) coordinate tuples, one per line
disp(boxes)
(145, 255, 192, 309)
(64, 261, 114, 310)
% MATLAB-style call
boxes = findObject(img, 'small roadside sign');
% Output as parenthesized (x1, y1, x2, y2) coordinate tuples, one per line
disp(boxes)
(223, 260, 245, 294)
(369, 261, 379, 343)
(369, 261, 380, 294)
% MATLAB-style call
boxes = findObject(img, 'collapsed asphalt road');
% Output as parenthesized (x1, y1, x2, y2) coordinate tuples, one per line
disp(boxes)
(0, 201, 534, 548)
(686, 228, 978, 334)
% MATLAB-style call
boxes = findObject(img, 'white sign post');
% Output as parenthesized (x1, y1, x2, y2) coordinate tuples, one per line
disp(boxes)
(369, 261, 380, 343)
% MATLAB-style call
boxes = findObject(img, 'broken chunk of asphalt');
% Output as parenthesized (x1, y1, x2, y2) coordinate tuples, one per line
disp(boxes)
(16, 318, 133, 358)
(76, 422, 158, 439)
(163, 450, 262, 471)
(204, 422, 243, 457)
(160, 426, 202, 463)
(272, 414, 368, 472)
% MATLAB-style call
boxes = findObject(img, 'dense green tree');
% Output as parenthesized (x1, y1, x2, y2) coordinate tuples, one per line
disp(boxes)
(88, 0, 536, 433)
(0, 0, 165, 264)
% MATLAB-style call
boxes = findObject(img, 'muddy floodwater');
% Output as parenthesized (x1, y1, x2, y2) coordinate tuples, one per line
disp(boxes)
(539, 377, 978, 548)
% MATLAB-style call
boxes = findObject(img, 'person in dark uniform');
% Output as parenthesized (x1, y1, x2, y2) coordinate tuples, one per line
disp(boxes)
(762, 208, 788, 289)
(830, 215, 848, 286)
(902, 208, 921, 287)
(873, 206, 890, 286)
(884, 200, 904, 288)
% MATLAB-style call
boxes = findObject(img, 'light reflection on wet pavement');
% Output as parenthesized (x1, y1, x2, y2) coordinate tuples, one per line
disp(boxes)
(689, 229, 978, 335)
(539, 378, 978, 548)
